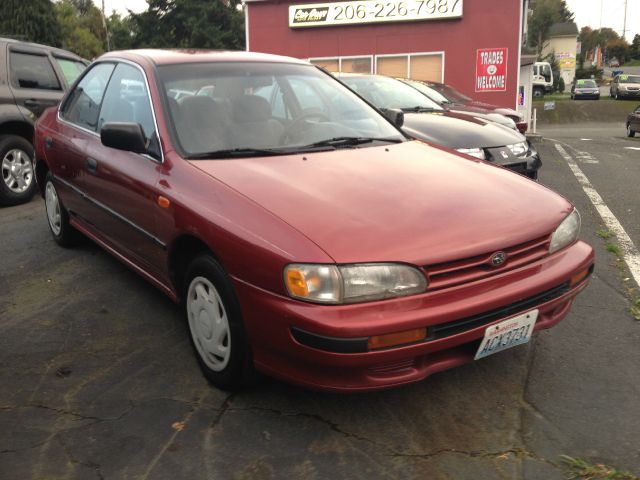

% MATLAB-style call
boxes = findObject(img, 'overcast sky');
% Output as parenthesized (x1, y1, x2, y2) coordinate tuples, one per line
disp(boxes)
(103, 0, 639, 41)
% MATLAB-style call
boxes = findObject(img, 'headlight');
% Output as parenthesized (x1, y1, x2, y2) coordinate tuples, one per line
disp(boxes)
(549, 209, 581, 254)
(507, 141, 529, 157)
(456, 147, 486, 160)
(284, 263, 427, 304)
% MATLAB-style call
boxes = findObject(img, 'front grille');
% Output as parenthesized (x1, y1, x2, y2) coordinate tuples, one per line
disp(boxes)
(423, 235, 550, 290)
(428, 282, 571, 340)
(368, 358, 416, 375)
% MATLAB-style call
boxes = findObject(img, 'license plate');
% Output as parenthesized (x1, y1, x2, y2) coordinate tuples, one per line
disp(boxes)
(474, 309, 538, 360)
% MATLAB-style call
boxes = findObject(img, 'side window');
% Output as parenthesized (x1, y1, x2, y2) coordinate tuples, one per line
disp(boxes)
(54, 58, 87, 85)
(9, 51, 61, 90)
(62, 63, 115, 131)
(98, 63, 155, 138)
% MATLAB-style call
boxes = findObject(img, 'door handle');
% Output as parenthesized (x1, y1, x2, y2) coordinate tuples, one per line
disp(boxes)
(85, 157, 98, 174)
(24, 99, 41, 107)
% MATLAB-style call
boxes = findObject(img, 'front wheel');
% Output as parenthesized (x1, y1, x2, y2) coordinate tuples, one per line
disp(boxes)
(0, 135, 36, 206)
(184, 255, 255, 390)
(628, 124, 636, 138)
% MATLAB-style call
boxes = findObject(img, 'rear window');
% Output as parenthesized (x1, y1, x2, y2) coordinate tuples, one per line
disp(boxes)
(9, 51, 61, 90)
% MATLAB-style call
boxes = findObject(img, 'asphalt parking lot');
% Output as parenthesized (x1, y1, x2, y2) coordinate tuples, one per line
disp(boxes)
(1, 126, 639, 480)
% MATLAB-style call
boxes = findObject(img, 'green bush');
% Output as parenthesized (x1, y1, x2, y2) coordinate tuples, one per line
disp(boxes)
(557, 77, 565, 93)
(575, 66, 604, 83)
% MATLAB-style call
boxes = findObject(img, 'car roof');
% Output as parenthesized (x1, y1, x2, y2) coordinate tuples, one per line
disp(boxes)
(0, 37, 86, 62)
(99, 49, 311, 67)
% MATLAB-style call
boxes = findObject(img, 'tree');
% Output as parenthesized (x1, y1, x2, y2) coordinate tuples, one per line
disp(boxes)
(631, 34, 640, 60)
(0, 0, 60, 46)
(528, 0, 575, 57)
(607, 38, 631, 64)
(130, 0, 245, 50)
(107, 13, 136, 51)
(55, 0, 105, 59)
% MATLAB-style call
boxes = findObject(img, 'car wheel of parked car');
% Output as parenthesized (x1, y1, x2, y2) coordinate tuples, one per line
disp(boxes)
(628, 123, 636, 138)
(44, 172, 79, 247)
(0, 135, 37, 206)
(615, 91, 621, 100)
(184, 255, 255, 390)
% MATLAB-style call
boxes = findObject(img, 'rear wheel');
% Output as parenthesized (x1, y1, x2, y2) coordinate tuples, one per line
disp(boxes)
(532, 87, 544, 98)
(0, 135, 36, 206)
(184, 254, 255, 390)
(44, 172, 79, 247)
(628, 123, 636, 138)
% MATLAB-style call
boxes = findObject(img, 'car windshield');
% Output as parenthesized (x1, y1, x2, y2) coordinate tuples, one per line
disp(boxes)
(157, 62, 405, 157)
(404, 80, 450, 104)
(576, 80, 597, 88)
(339, 75, 444, 112)
(619, 75, 640, 84)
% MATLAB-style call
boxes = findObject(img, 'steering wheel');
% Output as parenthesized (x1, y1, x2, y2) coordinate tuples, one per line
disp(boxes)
(280, 111, 330, 145)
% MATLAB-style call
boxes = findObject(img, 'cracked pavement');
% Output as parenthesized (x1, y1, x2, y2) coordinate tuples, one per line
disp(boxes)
(1, 130, 639, 479)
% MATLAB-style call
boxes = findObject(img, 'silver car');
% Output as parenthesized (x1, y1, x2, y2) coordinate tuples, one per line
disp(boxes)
(610, 74, 640, 100)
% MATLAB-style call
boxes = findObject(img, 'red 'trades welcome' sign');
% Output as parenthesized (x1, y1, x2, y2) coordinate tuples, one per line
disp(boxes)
(475, 48, 508, 92)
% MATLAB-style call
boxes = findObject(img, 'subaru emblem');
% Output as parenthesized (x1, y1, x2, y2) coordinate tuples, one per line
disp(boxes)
(490, 251, 506, 267)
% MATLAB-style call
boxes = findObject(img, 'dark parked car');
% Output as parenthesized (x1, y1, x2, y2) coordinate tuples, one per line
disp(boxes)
(399, 78, 519, 131)
(627, 105, 640, 137)
(403, 78, 527, 133)
(339, 74, 541, 179)
(610, 74, 640, 100)
(35, 50, 593, 392)
(571, 79, 600, 100)
(0, 37, 86, 205)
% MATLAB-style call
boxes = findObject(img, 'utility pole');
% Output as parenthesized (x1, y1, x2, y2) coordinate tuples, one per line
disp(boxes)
(102, 0, 111, 51)
(622, 0, 628, 40)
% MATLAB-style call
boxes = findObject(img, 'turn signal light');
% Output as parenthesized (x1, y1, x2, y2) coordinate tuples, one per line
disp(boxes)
(368, 328, 427, 350)
(570, 268, 590, 287)
(286, 269, 309, 297)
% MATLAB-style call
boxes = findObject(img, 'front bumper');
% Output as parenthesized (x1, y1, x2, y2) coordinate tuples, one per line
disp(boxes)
(234, 241, 594, 392)
(486, 148, 541, 180)
(574, 92, 600, 99)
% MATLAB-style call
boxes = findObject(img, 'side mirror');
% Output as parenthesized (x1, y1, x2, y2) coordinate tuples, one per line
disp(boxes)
(101, 122, 148, 154)
(382, 108, 404, 128)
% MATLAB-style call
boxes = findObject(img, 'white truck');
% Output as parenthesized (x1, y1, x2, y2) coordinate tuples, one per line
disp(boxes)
(532, 61, 553, 98)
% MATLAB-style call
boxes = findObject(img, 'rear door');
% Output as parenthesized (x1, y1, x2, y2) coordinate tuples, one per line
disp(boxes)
(7, 46, 64, 118)
(48, 62, 116, 220)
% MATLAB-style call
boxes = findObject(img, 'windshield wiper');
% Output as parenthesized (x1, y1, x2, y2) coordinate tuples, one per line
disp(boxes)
(402, 106, 440, 113)
(185, 148, 291, 159)
(302, 136, 403, 149)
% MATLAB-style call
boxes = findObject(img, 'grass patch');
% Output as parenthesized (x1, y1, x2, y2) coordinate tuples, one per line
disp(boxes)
(605, 243, 621, 256)
(533, 93, 572, 102)
(623, 59, 640, 67)
(597, 229, 614, 240)
(561, 455, 639, 480)
(631, 298, 640, 321)
(535, 98, 637, 124)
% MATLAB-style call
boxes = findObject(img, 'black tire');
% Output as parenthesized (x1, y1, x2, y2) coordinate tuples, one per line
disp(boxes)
(615, 91, 621, 100)
(0, 135, 37, 206)
(628, 124, 636, 138)
(533, 87, 544, 99)
(183, 254, 255, 391)
(44, 172, 79, 247)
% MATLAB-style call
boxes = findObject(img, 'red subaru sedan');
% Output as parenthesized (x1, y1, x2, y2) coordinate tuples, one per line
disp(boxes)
(34, 50, 594, 392)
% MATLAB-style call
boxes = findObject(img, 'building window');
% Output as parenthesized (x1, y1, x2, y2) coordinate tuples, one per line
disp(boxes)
(375, 53, 443, 82)
(310, 56, 373, 74)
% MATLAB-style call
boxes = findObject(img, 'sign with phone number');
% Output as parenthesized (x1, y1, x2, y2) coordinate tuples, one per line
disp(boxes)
(289, 0, 463, 28)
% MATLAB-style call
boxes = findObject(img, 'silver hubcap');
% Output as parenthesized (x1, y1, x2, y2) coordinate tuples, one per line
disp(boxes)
(45, 182, 62, 235)
(2, 148, 33, 193)
(187, 276, 231, 371)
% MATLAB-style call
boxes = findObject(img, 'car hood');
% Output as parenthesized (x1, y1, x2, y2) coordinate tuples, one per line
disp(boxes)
(402, 111, 524, 148)
(190, 141, 571, 266)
